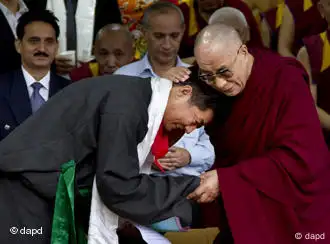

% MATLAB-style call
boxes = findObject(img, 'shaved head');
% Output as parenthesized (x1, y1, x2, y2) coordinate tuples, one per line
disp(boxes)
(194, 24, 253, 96)
(208, 7, 250, 43)
(195, 24, 243, 57)
(95, 24, 133, 44)
(94, 24, 134, 74)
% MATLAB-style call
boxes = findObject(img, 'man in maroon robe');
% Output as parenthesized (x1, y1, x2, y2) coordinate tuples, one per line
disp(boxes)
(297, 0, 330, 147)
(278, 0, 327, 57)
(70, 24, 134, 81)
(178, 0, 264, 58)
(177, 24, 330, 244)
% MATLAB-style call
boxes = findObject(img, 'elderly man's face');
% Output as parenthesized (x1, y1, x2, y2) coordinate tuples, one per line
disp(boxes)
(16, 21, 58, 70)
(94, 31, 134, 75)
(195, 44, 249, 96)
(198, 0, 224, 13)
(163, 86, 214, 133)
(144, 10, 185, 65)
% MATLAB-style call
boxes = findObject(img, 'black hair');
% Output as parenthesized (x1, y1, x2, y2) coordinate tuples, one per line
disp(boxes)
(16, 10, 60, 40)
(173, 65, 222, 112)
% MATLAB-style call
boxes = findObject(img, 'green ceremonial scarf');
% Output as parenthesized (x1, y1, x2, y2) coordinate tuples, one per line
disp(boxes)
(51, 160, 88, 244)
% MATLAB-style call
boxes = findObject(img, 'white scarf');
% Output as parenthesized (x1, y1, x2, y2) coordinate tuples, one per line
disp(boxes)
(46, 0, 96, 62)
(87, 77, 173, 244)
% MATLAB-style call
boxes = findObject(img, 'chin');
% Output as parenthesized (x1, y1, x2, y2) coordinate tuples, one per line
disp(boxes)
(33, 61, 51, 67)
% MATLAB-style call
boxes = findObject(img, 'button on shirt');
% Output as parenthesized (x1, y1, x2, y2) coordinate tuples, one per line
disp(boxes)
(22, 66, 50, 101)
(115, 54, 215, 176)
(0, 0, 28, 38)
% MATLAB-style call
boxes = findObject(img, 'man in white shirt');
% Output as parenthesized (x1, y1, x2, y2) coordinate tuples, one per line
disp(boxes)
(0, 0, 28, 73)
(0, 9, 70, 141)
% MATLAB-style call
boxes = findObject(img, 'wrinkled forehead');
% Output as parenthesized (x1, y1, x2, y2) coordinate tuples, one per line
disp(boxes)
(96, 31, 132, 49)
(195, 44, 233, 71)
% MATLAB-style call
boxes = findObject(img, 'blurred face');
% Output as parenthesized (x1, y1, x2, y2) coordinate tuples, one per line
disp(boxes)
(16, 21, 58, 70)
(319, 0, 330, 25)
(198, 0, 224, 13)
(144, 10, 185, 65)
(94, 31, 134, 75)
(195, 44, 249, 96)
(163, 86, 214, 133)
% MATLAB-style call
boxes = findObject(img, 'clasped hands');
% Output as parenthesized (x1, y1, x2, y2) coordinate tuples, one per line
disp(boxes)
(187, 170, 220, 203)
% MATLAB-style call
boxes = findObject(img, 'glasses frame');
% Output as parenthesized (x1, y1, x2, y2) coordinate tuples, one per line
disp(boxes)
(198, 44, 243, 84)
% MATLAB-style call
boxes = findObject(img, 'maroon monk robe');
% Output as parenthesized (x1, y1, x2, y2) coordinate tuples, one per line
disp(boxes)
(303, 30, 330, 147)
(206, 48, 330, 244)
(178, 0, 264, 58)
(285, 0, 327, 55)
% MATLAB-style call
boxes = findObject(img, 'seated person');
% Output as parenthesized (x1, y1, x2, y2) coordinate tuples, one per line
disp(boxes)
(0, 66, 222, 244)
(70, 24, 134, 81)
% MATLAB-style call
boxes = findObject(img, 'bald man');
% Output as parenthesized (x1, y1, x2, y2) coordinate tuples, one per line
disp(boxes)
(70, 24, 134, 81)
(171, 24, 330, 244)
(209, 7, 250, 44)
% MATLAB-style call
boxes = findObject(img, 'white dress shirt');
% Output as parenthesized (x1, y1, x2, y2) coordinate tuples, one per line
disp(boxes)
(0, 0, 28, 38)
(22, 66, 50, 101)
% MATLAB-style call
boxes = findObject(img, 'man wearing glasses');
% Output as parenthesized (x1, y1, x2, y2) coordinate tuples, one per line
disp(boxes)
(171, 24, 330, 244)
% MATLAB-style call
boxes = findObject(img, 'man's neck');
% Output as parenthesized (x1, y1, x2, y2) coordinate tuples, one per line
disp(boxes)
(23, 65, 49, 81)
(148, 55, 177, 77)
(0, 0, 19, 14)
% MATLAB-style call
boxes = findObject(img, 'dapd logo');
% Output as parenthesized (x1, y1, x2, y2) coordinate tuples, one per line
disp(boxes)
(10, 227, 43, 236)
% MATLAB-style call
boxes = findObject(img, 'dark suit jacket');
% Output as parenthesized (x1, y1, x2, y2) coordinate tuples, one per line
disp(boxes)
(0, 69, 70, 140)
(0, 1, 46, 74)
(25, 0, 122, 40)
(0, 75, 198, 244)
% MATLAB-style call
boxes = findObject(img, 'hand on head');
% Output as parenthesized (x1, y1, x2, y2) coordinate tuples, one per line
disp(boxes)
(162, 66, 191, 83)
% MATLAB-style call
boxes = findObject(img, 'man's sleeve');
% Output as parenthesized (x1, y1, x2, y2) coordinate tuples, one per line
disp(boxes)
(175, 127, 215, 174)
(96, 111, 200, 226)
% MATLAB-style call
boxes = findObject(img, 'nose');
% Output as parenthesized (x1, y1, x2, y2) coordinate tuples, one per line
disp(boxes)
(162, 36, 171, 50)
(214, 76, 227, 89)
(38, 41, 46, 52)
(106, 54, 117, 68)
(185, 125, 197, 134)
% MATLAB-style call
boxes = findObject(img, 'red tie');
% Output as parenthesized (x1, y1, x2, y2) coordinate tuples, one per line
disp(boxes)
(151, 121, 169, 173)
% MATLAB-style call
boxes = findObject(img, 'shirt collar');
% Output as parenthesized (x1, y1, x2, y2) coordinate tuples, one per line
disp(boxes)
(0, 0, 28, 16)
(22, 66, 50, 90)
(139, 53, 188, 77)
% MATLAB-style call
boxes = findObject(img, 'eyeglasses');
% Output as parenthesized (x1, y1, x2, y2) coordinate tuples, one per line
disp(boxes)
(198, 44, 242, 84)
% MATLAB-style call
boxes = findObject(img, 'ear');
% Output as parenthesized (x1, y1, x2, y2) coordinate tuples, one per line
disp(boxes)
(181, 23, 186, 33)
(177, 85, 193, 98)
(240, 44, 248, 55)
(15, 39, 21, 54)
(54, 40, 59, 54)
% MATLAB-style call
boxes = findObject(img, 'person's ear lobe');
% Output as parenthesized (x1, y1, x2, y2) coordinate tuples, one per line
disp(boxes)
(15, 39, 21, 54)
(177, 85, 193, 97)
